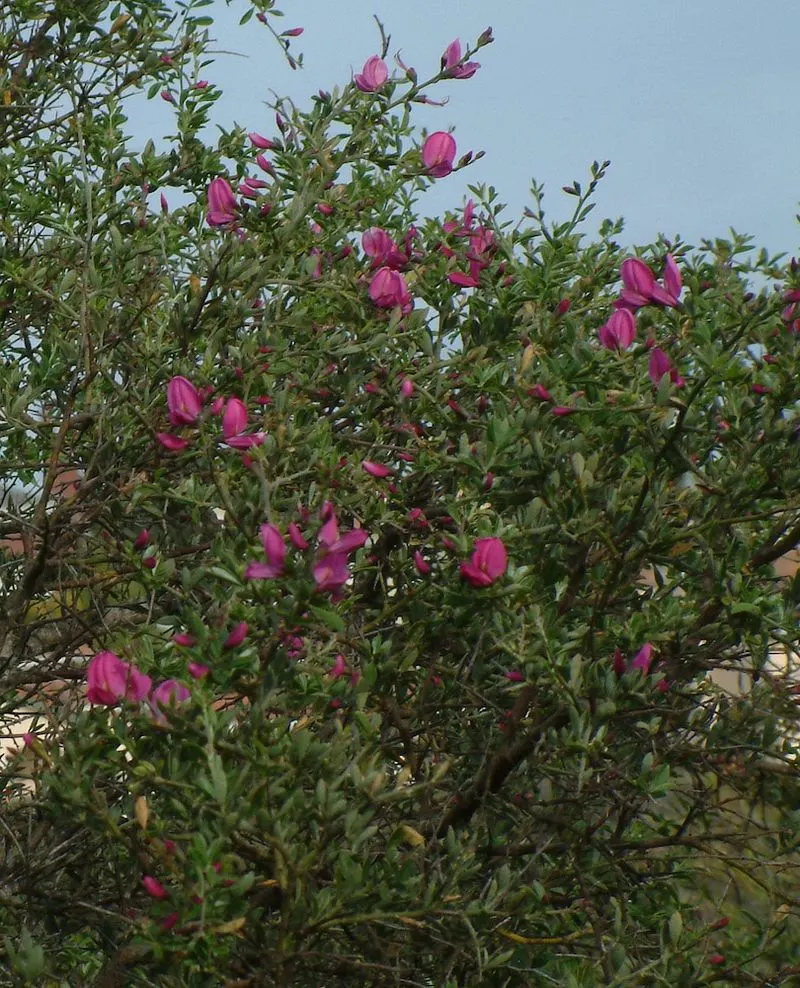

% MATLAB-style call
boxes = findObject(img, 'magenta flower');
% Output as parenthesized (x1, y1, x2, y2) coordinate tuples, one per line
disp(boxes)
(329, 654, 347, 679)
(629, 643, 654, 675)
(400, 377, 415, 398)
(318, 511, 339, 548)
(413, 550, 431, 575)
(505, 669, 524, 683)
(613, 643, 655, 678)
(326, 528, 369, 555)
(460, 537, 508, 588)
(619, 258, 659, 309)
(222, 397, 247, 438)
(312, 510, 368, 597)
(249, 132, 275, 149)
(288, 522, 309, 550)
(167, 376, 202, 426)
(663, 253, 682, 302)
(150, 679, 191, 721)
(441, 39, 480, 79)
(312, 551, 351, 596)
(221, 397, 265, 449)
(143, 876, 168, 899)
(598, 308, 636, 350)
(173, 633, 196, 647)
(530, 384, 553, 402)
(246, 523, 287, 580)
(223, 621, 248, 650)
(206, 177, 238, 227)
(87, 651, 152, 706)
(188, 662, 209, 680)
(362, 460, 392, 478)
(422, 132, 457, 178)
(368, 267, 412, 311)
(355, 55, 389, 92)
(449, 270, 480, 289)
(133, 528, 150, 550)
(154, 428, 183, 448)
(619, 256, 681, 309)
(648, 347, 683, 388)
(362, 227, 406, 269)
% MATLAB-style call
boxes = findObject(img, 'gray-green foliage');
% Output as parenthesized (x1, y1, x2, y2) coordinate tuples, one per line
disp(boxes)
(1, 2, 800, 985)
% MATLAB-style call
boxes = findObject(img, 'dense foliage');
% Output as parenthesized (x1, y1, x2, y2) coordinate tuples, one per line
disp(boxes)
(2, 2, 800, 985)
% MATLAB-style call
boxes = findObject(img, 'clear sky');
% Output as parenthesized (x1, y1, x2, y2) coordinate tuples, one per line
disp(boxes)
(141, 0, 800, 257)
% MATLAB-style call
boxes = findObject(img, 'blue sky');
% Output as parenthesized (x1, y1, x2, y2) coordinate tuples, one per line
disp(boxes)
(141, 0, 800, 257)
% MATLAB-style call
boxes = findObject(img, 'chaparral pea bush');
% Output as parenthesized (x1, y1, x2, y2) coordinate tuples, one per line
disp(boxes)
(2, 2, 800, 985)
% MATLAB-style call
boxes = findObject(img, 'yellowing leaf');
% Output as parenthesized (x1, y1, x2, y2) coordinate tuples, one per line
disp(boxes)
(109, 13, 132, 35)
(520, 344, 535, 374)
(398, 824, 425, 848)
(134, 795, 148, 830)
(212, 917, 246, 936)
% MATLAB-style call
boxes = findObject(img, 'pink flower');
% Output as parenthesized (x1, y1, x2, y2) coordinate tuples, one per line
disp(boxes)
(422, 132, 457, 178)
(619, 256, 681, 309)
(368, 267, 412, 311)
(143, 876, 168, 899)
(505, 669, 524, 683)
(246, 523, 286, 580)
(188, 662, 209, 680)
(157, 431, 188, 450)
(362, 460, 392, 478)
(87, 652, 152, 706)
(663, 253, 682, 302)
(288, 522, 309, 550)
(441, 39, 480, 79)
(150, 679, 191, 719)
(598, 308, 636, 350)
(249, 132, 275, 149)
(362, 227, 406, 268)
(173, 633, 196, 647)
(647, 346, 683, 387)
(413, 550, 431, 574)
(255, 154, 274, 176)
(460, 537, 508, 588)
(400, 377, 415, 398)
(530, 384, 553, 402)
(326, 528, 369, 555)
(223, 622, 248, 650)
(167, 376, 201, 426)
(355, 55, 389, 92)
(551, 406, 577, 417)
(318, 512, 338, 548)
(449, 270, 480, 288)
(619, 258, 658, 309)
(160, 91, 175, 104)
(312, 551, 351, 596)
(221, 397, 265, 449)
(629, 642, 654, 675)
(133, 529, 150, 550)
(329, 654, 347, 679)
(222, 397, 247, 438)
(206, 177, 238, 227)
